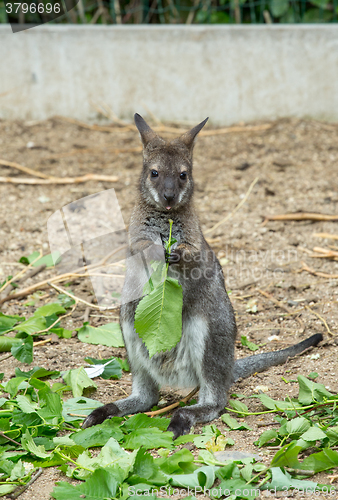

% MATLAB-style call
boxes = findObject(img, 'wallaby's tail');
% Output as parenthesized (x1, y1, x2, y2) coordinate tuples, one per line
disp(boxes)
(233, 334, 323, 383)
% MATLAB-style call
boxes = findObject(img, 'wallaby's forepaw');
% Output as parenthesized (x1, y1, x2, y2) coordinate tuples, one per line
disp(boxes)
(167, 411, 192, 440)
(82, 403, 119, 429)
(167, 250, 181, 264)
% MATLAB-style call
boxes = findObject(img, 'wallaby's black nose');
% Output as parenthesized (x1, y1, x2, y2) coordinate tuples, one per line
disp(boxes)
(164, 193, 175, 203)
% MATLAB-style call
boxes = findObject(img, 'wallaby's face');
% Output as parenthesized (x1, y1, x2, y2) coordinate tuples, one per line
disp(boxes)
(134, 114, 208, 212)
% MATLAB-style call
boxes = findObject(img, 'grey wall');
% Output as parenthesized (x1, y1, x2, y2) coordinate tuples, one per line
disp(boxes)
(1, 24, 337, 124)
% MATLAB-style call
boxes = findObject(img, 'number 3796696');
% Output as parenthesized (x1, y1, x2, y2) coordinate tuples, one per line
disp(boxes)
(5, 2, 61, 13)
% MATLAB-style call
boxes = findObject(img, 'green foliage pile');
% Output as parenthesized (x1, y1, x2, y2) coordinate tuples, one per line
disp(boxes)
(1, 363, 338, 498)
(1, 251, 337, 497)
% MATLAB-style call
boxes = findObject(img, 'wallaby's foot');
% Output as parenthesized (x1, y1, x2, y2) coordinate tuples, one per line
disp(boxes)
(82, 402, 119, 429)
(167, 409, 193, 440)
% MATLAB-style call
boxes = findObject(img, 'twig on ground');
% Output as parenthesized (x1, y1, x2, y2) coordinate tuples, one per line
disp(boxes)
(109, 382, 129, 397)
(313, 232, 338, 241)
(0, 431, 21, 447)
(312, 246, 338, 259)
(53, 115, 132, 133)
(33, 338, 52, 346)
(200, 124, 272, 137)
(257, 421, 280, 428)
(0, 353, 12, 362)
(53, 115, 272, 137)
(144, 387, 199, 417)
(36, 301, 78, 334)
(45, 146, 141, 159)
(0, 159, 54, 179)
(83, 306, 91, 323)
(0, 252, 43, 294)
(47, 282, 106, 310)
(263, 212, 338, 225)
(205, 177, 259, 235)
(10, 468, 43, 499)
(299, 261, 338, 279)
(257, 288, 304, 332)
(0, 173, 119, 185)
(0, 245, 127, 307)
(305, 305, 334, 336)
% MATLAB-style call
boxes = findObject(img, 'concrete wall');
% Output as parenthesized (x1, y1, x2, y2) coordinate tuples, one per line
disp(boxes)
(1, 24, 338, 125)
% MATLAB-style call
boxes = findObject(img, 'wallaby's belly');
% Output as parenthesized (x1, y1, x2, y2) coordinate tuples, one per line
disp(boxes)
(121, 315, 208, 388)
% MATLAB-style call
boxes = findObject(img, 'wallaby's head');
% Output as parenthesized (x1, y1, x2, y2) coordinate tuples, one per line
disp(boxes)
(134, 113, 208, 212)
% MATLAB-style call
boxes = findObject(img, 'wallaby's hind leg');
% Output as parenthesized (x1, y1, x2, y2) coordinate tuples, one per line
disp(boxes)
(167, 383, 229, 440)
(82, 369, 159, 428)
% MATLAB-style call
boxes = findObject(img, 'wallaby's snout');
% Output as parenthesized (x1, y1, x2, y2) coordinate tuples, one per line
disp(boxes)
(163, 177, 176, 209)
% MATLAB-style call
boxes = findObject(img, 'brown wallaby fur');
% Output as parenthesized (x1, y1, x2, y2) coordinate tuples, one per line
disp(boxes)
(83, 114, 322, 439)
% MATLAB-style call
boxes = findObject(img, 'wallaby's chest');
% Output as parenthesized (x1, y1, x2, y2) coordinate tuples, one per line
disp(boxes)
(143, 214, 185, 245)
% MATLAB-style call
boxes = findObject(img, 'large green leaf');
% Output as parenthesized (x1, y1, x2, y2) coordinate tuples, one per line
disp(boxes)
(0, 313, 23, 335)
(221, 414, 252, 431)
(51, 468, 119, 500)
(264, 467, 317, 492)
(297, 375, 332, 405)
(300, 448, 338, 472)
(19, 251, 61, 268)
(11, 336, 33, 364)
(14, 316, 46, 335)
(123, 428, 174, 450)
(135, 277, 183, 357)
(72, 420, 124, 448)
(21, 429, 50, 459)
(33, 303, 66, 317)
(0, 336, 22, 352)
(170, 465, 218, 489)
(62, 397, 104, 423)
(78, 323, 124, 348)
(62, 367, 97, 398)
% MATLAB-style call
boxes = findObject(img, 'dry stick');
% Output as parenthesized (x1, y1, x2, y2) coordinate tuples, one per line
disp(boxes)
(313, 232, 338, 241)
(0, 245, 127, 307)
(53, 115, 272, 137)
(45, 146, 141, 159)
(47, 282, 106, 310)
(53, 115, 133, 133)
(0, 264, 46, 302)
(0, 431, 21, 447)
(263, 213, 338, 224)
(205, 177, 259, 236)
(300, 261, 338, 280)
(305, 305, 334, 336)
(257, 421, 280, 428)
(0, 159, 54, 179)
(36, 301, 78, 335)
(257, 288, 304, 332)
(0, 251, 43, 294)
(313, 246, 338, 258)
(10, 468, 43, 500)
(0, 173, 118, 185)
(143, 387, 199, 417)
(83, 306, 91, 323)
(33, 338, 52, 346)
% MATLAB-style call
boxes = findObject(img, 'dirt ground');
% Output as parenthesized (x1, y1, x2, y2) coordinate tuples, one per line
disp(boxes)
(0, 116, 338, 499)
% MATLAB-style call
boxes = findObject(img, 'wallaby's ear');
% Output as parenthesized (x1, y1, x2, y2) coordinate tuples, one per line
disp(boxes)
(179, 117, 209, 151)
(134, 113, 159, 147)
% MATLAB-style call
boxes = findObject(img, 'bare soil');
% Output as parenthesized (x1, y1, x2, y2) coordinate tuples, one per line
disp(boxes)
(0, 116, 338, 499)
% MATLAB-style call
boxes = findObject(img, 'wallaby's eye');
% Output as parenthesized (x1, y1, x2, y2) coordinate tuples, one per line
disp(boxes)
(180, 171, 187, 180)
(151, 170, 158, 178)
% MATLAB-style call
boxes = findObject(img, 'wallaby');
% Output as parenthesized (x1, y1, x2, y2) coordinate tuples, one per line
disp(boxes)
(83, 114, 323, 439)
